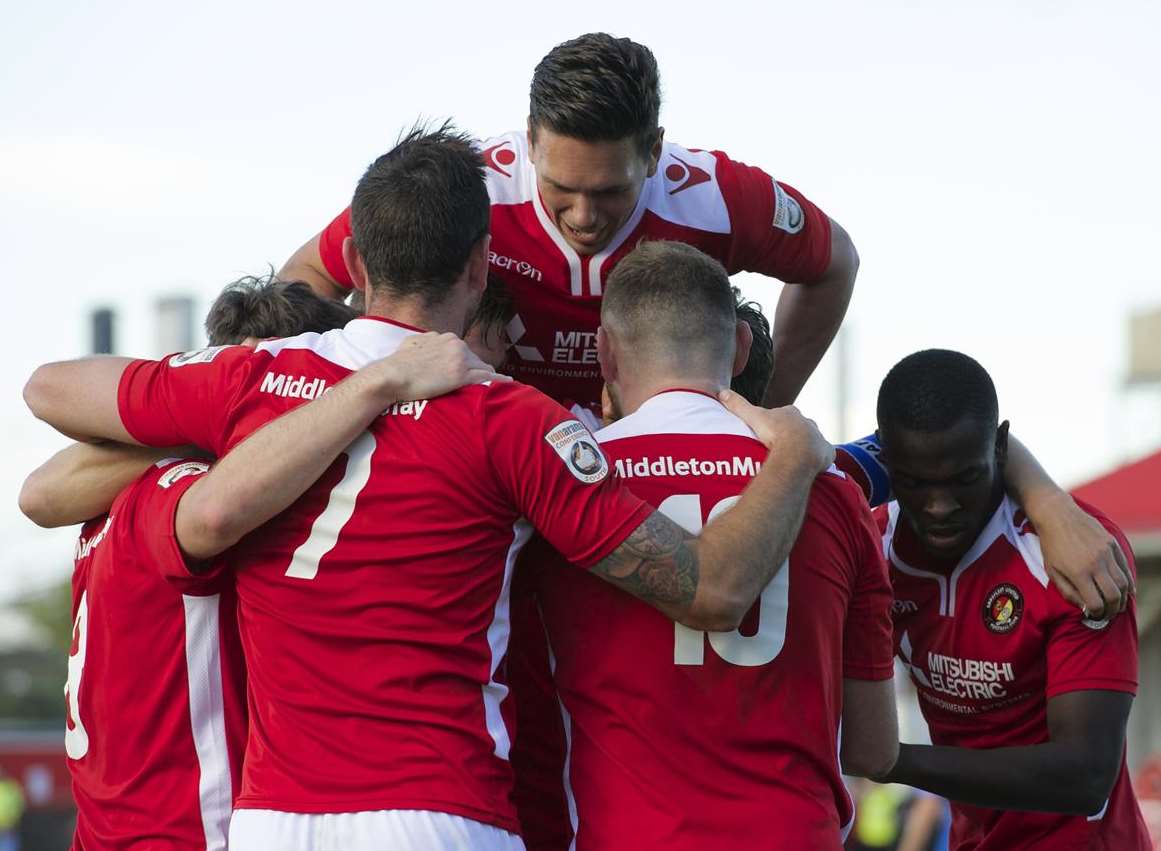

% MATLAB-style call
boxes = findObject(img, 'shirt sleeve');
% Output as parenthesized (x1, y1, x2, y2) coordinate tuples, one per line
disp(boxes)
(129, 460, 229, 592)
(317, 206, 355, 289)
(714, 151, 833, 283)
(117, 345, 261, 455)
(833, 479, 896, 681)
(480, 381, 653, 568)
(834, 433, 892, 508)
(1045, 511, 1139, 697)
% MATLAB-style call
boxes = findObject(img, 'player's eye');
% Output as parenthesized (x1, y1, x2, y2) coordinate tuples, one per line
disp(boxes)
(955, 469, 983, 485)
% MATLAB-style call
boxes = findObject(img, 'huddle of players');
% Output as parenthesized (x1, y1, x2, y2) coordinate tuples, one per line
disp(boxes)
(19, 31, 1150, 851)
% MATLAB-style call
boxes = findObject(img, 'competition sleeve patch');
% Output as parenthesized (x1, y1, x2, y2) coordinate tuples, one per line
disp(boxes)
(544, 420, 609, 484)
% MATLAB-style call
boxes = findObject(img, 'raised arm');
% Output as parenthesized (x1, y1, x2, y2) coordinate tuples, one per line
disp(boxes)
(764, 217, 859, 407)
(177, 333, 504, 560)
(19, 442, 177, 527)
(591, 391, 833, 631)
(1005, 436, 1133, 618)
(878, 689, 1132, 815)
(278, 229, 348, 300)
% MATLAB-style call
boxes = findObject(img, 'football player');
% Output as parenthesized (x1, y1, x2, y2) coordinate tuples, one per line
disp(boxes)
(866, 350, 1151, 850)
(21, 280, 488, 850)
(280, 32, 857, 411)
(522, 241, 898, 848)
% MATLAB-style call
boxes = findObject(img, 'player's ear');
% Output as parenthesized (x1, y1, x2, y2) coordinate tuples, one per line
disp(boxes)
(597, 326, 618, 384)
(526, 117, 537, 160)
(601, 383, 618, 425)
(995, 420, 1010, 467)
(732, 319, 753, 378)
(645, 127, 665, 177)
(466, 234, 491, 297)
(343, 237, 369, 295)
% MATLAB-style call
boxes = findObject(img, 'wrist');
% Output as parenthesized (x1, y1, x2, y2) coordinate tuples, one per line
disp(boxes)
(1022, 486, 1074, 525)
(346, 361, 405, 411)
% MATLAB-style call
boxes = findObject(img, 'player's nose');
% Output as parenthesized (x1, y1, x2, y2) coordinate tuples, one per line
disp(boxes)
(570, 196, 598, 229)
(923, 489, 960, 521)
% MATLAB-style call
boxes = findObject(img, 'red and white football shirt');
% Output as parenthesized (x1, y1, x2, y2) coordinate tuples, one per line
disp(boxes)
(881, 497, 1151, 850)
(115, 317, 652, 834)
(523, 390, 894, 850)
(67, 459, 246, 851)
(316, 132, 832, 408)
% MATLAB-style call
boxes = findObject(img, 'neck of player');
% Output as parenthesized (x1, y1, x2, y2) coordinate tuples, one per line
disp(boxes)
(366, 292, 471, 337)
(614, 373, 727, 418)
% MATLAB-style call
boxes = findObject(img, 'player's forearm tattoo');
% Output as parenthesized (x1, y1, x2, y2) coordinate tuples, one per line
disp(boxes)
(592, 512, 699, 609)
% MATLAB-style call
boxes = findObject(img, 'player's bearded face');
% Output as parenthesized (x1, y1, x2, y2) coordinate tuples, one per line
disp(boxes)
(882, 419, 1007, 560)
(529, 127, 657, 256)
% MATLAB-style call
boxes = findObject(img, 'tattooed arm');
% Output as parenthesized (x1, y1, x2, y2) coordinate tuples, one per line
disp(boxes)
(592, 396, 831, 631)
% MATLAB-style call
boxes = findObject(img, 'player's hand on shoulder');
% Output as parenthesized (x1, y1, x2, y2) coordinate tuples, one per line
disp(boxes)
(372, 332, 510, 402)
(1036, 496, 1134, 620)
(719, 389, 833, 474)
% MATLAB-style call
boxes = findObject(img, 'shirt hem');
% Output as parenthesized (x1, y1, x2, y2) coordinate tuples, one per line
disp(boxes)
(1046, 678, 1137, 698)
(576, 503, 655, 570)
(844, 663, 896, 681)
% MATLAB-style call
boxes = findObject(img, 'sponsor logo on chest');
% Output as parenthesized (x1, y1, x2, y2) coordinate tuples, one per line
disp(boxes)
(926, 652, 1017, 700)
(552, 330, 598, 365)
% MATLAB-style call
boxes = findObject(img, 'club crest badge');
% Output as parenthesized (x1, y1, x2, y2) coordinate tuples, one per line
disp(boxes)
(983, 583, 1024, 634)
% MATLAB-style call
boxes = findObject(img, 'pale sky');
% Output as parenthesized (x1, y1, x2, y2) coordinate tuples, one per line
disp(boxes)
(2, 0, 1159, 602)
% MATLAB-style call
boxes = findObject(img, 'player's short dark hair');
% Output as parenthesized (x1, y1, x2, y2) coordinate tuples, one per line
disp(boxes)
(877, 349, 999, 436)
(530, 33, 661, 156)
(351, 122, 490, 306)
(731, 289, 773, 406)
(603, 241, 735, 368)
(205, 272, 358, 346)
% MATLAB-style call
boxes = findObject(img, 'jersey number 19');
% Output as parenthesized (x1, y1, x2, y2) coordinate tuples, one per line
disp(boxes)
(658, 494, 790, 667)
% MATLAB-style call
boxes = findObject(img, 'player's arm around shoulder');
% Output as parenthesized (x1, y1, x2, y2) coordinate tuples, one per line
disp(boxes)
(24, 356, 137, 444)
(19, 442, 177, 528)
(176, 332, 503, 561)
(1004, 435, 1133, 619)
(590, 393, 836, 631)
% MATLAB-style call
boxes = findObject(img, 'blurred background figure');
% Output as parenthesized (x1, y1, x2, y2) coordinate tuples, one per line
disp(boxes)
(0, 767, 24, 851)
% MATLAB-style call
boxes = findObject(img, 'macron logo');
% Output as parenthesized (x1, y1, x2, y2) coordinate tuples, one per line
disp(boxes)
(489, 251, 543, 282)
(260, 372, 331, 400)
